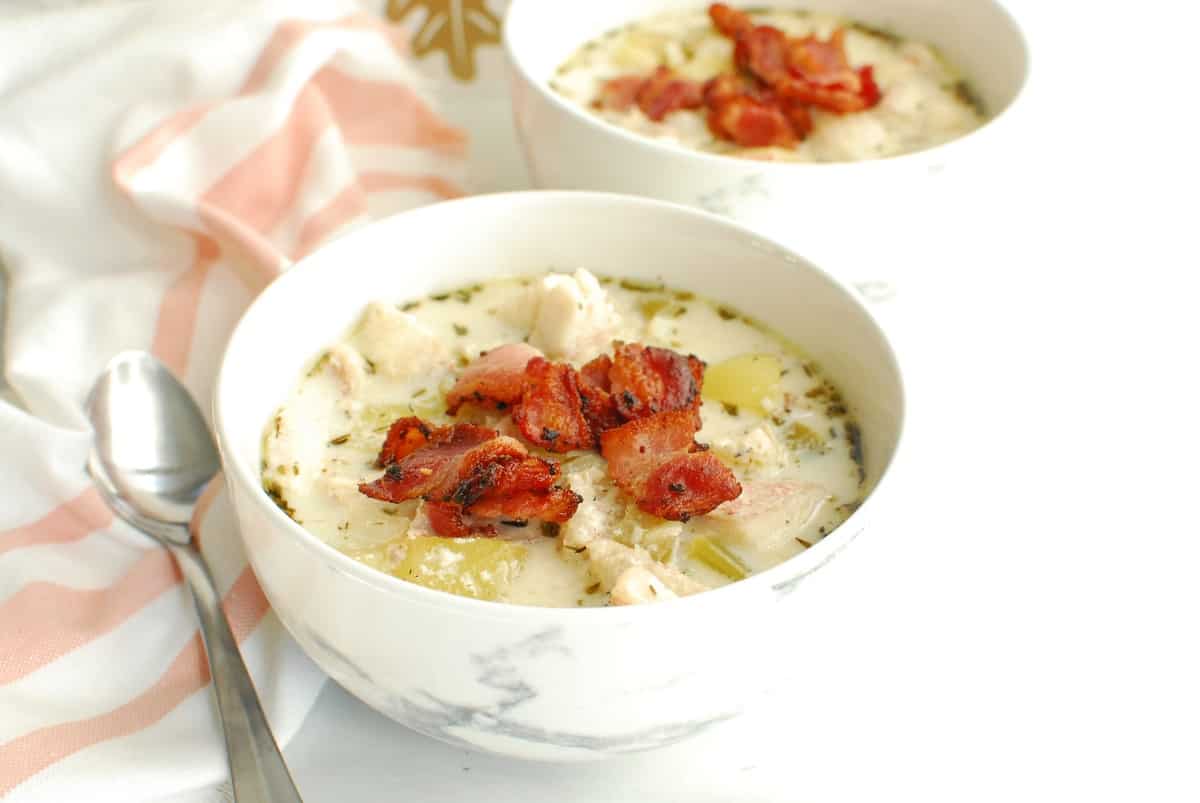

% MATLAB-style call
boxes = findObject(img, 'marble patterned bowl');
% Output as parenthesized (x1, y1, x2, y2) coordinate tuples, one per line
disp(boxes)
(504, 0, 1029, 263)
(214, 191, 904, 761)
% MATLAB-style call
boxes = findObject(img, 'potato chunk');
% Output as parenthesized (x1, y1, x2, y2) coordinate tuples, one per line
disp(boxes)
(391, 536, 528, 601)
(702, 353, 783, 414)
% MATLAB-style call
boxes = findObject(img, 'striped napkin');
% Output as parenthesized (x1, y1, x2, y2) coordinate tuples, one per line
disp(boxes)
(0, 1, 466, 800)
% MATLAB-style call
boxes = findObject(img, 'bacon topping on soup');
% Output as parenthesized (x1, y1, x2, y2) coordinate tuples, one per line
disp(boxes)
(595, 3, 882, 148)
(600, 408, 741, 521)
(360, 422, 580, 537)
(512, 357, 595, 452)
(364, 339, 742, 533)
(445, 343, 542, 414)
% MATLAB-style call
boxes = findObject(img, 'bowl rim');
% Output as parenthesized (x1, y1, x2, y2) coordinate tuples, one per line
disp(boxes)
(213, 190, 906, 622)
(501, 0, 1031, 172)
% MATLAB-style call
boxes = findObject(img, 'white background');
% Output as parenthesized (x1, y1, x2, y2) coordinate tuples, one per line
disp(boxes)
(280, 1, 1200, 801)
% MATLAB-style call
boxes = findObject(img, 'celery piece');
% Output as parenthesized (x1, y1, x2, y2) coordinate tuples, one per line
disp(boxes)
(687, 535, 750, 581)
(615, 508, 681, 564)
(391, 536, 527, 601)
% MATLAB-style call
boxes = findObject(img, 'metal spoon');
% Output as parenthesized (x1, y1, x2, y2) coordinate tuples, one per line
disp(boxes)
(86, 351, 303, 803)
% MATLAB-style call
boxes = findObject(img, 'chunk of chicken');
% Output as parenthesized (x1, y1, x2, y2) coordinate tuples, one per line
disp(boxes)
(559, 456, 626, 551)
(610, 566, 678, 606)
(326, 344, 368, 396)
(584, 537, 707, 597)
(505, 269, 622, 362)
(351, 302, 447, 381)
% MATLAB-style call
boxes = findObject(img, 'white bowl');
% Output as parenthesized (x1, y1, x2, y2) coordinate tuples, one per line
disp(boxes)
(214, 191, 904, 761)
(503, 0, 1029, 263)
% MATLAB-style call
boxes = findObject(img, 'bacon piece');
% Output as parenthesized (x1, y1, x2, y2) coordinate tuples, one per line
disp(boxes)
(778, 30, 881, 113)
(781, 99, 814, 138)
(446, 343, 542, 414)
(595, 75, 648, 111)
(447, 437, 536, 508)
(707, 95, 797, 148)
(466, 487, 582, 524)
(600, 408, 741, 521)
(641, 452, 743, 521)
(609, 343, 705, 420)
(579, 380, 623, 440)
(580, 354, 613, 392)
(787, 29, 854, 77)
(703, 73, 764, 106)
(635, 66, 704, 122)
(425, 501, 482, 538)
(377, 416, 433, 467)
(361, 419, 580, 538)
(512, 357, 594, 452)
(360, 423, 497, 503)
(709, 3, 753, 38)
(600, 409, 700, 498)
(733, 24, 790, 86)
(706, 12, 881, 120)
(577, 354, 622, 438)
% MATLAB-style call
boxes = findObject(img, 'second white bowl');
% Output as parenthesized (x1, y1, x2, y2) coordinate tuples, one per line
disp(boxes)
(504, 0, 1029, 262)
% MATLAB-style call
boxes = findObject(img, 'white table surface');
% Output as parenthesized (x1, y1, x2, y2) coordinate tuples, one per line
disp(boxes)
(278, 2, 1200, 800)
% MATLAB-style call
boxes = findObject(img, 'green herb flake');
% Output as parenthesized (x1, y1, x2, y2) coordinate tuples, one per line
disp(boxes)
(639, 297, 670, 319)
(453, 323, 469, 336)
(328, 433, 351, 446)
(717, 305, 738, 321)
(787, 422, 826, 452)
(952, 79, 984, 114)
(620, 278, 665, 293)
(850, 20, 902, 44)
(845, 421, 865, 484)
(400, 300, 421, 312)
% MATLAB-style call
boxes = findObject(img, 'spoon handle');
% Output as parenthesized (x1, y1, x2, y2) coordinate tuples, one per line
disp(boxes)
(169, 542, 304, 803)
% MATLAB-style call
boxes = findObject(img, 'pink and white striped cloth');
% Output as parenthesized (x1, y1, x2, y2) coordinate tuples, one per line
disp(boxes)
(0, 1, 467, 800)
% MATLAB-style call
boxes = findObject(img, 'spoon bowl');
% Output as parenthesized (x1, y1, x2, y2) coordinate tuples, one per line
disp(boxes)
(87, 352, 219, 541)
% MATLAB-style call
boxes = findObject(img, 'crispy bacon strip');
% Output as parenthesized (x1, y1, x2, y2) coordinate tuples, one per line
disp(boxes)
(734, 24, 790, 86)
(777, 64, 881, 114)
(709, 2, 753, 38)
(600, 408, 741, 521)
(578, 354, 622, 439)
(512, 357, 594, 452)
(707, 95, 797, 148)
(360, 420, 579, 537)
(709, 6, 881, 117)
(425, 501, 481, 538)
(641, 452, 743, 520)
(466, 488, 582, 523)
(609, 342, 705, 420)
(361, 423, 497, 502)
(595, 74, 647, 111)
(377, 416, 434, 467)
(446, 343, 542, 414)
(636, 66, 704, 122)
(600, 409, 701, 498)
(580, 354, 613, 392)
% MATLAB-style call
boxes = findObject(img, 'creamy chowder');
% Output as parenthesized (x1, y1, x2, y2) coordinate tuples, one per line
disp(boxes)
(263, 270, 864, 607)
(552, 4, 984, 162)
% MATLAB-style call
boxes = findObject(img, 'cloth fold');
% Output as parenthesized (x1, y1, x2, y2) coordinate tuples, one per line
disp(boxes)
(0, 1, 467, 800)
